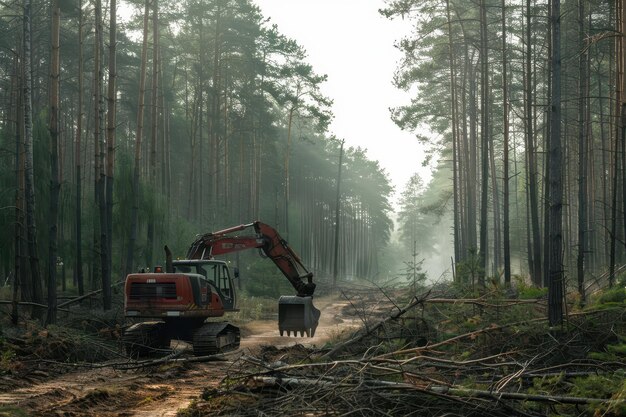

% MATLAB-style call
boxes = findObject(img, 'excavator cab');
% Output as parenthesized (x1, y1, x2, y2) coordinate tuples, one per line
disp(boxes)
(173, 259, 237, 311)
(278, 296, 320, 337)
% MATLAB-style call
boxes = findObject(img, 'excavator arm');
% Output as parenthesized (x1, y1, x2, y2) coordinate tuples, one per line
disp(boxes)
(186, 221, 316, 297)
(185, 221, 320, 337)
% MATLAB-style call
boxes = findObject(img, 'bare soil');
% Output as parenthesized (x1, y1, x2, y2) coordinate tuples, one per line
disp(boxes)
(0, 296, 357, 416)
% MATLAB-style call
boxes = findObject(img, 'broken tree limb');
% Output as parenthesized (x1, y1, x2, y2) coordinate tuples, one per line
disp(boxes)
(425, 298, 547, 308)
(33, 350, 229, 371)
(374, 306, 624, 360)
(0, 300, 71, 314)
(375, 317, 548, 360)
(0, 280, 127, 311)
(430, 385, 626, 405)
(322, 292, 430, 360)
(250, 375, 624, 406)
(57, 280, 124, 308)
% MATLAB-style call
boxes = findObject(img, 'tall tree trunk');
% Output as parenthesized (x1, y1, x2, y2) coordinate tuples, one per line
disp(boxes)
(543, 0, 553, 292)
(621, 0, 626, 283)
(526, 0, 542, 287)
(478, 0, 489, 287)
(210, 2, 222, 224)
(12, 54, 24, 324)
(125, 0, 150, 276)
(459, 36, 472, 261)
(23, 0, 44, 319)
(576, 0, 587, 302)
(94, 0, 108, 304)
(502, 0, 511, 287)
(548, 0, 564, 327)
(146, 0, 158, 267)
(468, 62, 478, 257)
(284, 106, 295, 238)
(75, 0, 84, 296)
(103, 0, 117, 310)
(159, 53, 170, 215)
(332, 140, 344, 290)
(488, 87, 501, 277)
(446, 0, 461, 268)
(599, 72, 610, 270)
(47, 0, 61, 325)
(609, 0, 623, 287)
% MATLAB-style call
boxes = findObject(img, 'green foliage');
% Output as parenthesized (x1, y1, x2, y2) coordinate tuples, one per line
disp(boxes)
(615, 271, 626, 287)
(400, 257, 427, 292)
(396, 165, 454, 280)
(0, 285, 12, 299)
(597, 288, 626, 305)
(570, 373, 622, 398)
(0, 340, 16, 375)
(454, 249, 483, 290)
(0, 406, 29, 417)
(232, 295, 277, 322)
(525, 356, 626, 415)
(241, 258, 294, 299)
(0, 0, 392, 299)
(569, 372, 626, 416)
(588, 337, 626, 361)
(517, 285, 549, 300)
(530, 373, 565, 396)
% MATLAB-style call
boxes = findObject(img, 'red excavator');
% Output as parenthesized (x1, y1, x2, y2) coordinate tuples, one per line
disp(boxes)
(122, 221, 320, 356)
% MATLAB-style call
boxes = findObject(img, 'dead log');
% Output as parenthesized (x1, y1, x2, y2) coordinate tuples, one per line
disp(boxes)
(250, 376, 624, 406)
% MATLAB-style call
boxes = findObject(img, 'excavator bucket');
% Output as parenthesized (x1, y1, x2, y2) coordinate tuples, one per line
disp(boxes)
(278, 296, 320, 337)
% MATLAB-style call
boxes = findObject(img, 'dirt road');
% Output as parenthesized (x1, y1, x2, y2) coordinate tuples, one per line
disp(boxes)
(0, 296, 357, 417)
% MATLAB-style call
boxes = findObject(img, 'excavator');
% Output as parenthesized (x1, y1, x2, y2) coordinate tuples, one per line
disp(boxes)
(121, 221, 321, 356)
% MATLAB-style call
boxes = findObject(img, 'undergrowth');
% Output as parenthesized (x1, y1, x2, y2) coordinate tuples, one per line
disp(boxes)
(230, 295, 278, 322)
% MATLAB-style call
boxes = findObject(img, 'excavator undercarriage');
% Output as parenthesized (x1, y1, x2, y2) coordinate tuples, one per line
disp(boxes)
(122, 318, 242, 357)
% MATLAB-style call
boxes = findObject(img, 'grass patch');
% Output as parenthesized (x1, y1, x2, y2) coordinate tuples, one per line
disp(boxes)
(231, 295, 278, 322)
(0, 406, 29, 417)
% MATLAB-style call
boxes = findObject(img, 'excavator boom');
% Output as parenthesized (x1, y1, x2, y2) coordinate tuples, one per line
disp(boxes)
(186, 221, 316, 297)
(186, 221, 320, 336)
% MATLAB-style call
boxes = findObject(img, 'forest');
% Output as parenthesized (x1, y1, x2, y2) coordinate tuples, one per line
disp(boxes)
(389, 0, 626, 318)
(0, 0, 626, 415)
(0, 0, 397, 319)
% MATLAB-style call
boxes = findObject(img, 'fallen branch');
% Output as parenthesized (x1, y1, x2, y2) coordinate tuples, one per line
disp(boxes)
(58, 280, 124, 308)
(0, 300, 71, 314)
(375, 307, 625, 360)
(322, 291, 430, 360)
(430, 385, 626, 405)
(31, 350, 229, 371)
(425, 298, 547, 308)
(0, 280, 125, 311)
(251, 375, 624, 406)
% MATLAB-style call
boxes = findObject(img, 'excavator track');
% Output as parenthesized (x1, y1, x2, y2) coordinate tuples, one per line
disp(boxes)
(192, 322, 240, 356)
(122, 321, 171, 357)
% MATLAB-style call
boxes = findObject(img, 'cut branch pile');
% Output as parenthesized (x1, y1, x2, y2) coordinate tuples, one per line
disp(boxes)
(181, 289, 626, 417)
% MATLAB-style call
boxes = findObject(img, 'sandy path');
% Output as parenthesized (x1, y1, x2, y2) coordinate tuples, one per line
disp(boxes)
(0, 296, 357, 416)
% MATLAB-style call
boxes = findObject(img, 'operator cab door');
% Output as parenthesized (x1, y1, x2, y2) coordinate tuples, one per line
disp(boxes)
(212, 263, 236, 310)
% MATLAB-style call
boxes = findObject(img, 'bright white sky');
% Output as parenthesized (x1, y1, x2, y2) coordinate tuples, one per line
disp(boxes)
(253, 0, 427, 207)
